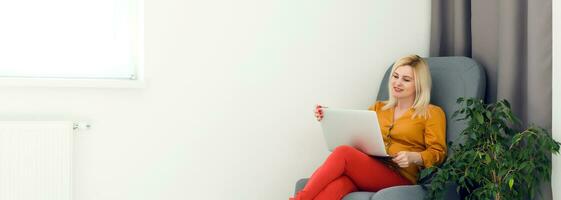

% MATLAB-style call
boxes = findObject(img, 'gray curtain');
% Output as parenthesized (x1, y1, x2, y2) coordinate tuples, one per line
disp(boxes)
(430, 0, 552, 199)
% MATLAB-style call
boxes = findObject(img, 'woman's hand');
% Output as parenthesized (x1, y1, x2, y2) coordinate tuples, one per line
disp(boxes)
(392, 151, 423, 168)
(314, 104, 325, 121)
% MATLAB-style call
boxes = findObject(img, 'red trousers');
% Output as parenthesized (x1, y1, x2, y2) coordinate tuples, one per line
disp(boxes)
(292, 145, 412, 200)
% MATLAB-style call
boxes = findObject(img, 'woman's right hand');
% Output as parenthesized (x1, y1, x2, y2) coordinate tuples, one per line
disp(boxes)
(314, 104, 325, 121)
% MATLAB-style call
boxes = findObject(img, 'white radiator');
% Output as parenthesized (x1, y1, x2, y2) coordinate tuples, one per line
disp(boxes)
(0, 121, 73, 200)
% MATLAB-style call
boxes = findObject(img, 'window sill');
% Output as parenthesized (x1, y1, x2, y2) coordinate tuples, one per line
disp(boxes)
(0, 77, 147, 89)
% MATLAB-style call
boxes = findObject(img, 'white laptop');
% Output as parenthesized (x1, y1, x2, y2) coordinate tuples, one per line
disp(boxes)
(319, 108, 390, 157)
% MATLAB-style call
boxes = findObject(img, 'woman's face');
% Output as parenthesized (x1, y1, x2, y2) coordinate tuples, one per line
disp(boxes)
(390, 65, 416, 100)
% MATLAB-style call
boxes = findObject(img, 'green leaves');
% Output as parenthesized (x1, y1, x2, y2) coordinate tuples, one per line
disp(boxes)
(423, 97, 561, 200)
(484, 154, 491, 164)
(475, 112, 484, 124)
(419, 166, 434, 180)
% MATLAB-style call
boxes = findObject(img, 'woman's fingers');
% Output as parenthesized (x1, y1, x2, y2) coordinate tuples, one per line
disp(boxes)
(392, 153, 405, 162)
(315, 112, 323, 121)
(316, 105, 326, 113)
(392, 152, 410, 168)
(394, 159, 409, 167)
(314, 104, 324, 121)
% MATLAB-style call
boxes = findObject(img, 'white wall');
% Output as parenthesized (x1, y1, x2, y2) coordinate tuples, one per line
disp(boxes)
(552, 0, 560, 199)
(0, 1, 431, 199)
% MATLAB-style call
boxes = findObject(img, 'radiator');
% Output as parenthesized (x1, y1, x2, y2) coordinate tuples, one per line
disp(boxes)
(0, 121, 73, 200)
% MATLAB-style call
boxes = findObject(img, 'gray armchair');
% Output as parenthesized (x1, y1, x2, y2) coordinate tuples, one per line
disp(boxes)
(294, 57, 486, 200)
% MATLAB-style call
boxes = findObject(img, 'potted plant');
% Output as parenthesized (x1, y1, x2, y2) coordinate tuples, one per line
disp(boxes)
(420, 97, 560, 200)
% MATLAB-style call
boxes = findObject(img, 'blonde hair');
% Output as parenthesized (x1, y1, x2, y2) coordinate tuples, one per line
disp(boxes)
(382, 54, 432, 119)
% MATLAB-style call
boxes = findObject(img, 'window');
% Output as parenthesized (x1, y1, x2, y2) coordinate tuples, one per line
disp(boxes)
(0, 0, 142, 83)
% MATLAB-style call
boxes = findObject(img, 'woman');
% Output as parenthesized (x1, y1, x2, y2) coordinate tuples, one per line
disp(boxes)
(290, 55, 447, 200)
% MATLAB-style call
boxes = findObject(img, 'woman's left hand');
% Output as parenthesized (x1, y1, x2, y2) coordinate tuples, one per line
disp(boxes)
(392, 151, 423, 168)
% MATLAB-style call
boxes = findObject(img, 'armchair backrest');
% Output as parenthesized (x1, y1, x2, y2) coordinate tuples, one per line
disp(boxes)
(376, 56, 486, 152)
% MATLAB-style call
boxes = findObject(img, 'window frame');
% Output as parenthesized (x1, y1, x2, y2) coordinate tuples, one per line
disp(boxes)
(0, 0, 145, 89)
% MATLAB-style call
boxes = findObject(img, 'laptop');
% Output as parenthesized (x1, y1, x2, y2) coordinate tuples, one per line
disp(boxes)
(319, 108, 390, 157)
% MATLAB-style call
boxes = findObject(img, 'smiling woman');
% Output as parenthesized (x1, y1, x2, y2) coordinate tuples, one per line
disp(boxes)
(293, 55, 446, 200)
(0, 0, 143, 83)
(382, 55, 432, 120)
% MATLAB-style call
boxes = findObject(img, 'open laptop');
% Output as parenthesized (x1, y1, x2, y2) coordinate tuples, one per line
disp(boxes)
(319, 108, 390, 157)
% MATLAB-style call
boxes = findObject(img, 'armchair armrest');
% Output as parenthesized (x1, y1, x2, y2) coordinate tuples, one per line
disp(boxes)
(371, 183, 459, 200)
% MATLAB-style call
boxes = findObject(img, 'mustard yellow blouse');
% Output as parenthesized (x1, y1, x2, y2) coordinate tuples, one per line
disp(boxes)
(368, 101, 447, 184)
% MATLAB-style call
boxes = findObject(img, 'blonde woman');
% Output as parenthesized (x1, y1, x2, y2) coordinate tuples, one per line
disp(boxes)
(290, 55, 447, 200)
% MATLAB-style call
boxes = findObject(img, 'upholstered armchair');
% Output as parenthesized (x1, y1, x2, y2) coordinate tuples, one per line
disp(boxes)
(294, 56, 486, 200)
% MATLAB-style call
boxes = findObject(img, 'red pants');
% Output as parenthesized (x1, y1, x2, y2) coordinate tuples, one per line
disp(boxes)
(293, 145, 412, 200)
